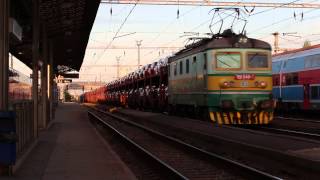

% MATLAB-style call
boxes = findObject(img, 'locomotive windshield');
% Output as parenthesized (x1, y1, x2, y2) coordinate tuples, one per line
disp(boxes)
(216, 53, 241, 69)
(248, 53, 268, 69)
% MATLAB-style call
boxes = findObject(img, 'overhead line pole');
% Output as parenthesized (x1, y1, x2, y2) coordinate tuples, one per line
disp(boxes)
(136, 40, 142, 68)
(116, 56, 121, 79)
(101, 0, 320, 8)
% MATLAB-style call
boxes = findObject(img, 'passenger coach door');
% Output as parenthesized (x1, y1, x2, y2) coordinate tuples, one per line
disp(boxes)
(303, 84, 310, 109)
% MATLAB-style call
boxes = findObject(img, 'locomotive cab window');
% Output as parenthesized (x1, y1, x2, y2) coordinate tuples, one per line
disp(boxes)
(216, 52, 241, 70)
(247, 53, 269, 69)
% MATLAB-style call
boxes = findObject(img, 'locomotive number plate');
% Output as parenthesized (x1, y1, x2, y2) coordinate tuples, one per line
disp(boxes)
(240, 81, 249, 87)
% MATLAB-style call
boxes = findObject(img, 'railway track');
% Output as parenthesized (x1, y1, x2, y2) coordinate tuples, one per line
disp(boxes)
(257, 126, 320, 141)
(275, 116, 320, 124)
(88, 108, 281, 180)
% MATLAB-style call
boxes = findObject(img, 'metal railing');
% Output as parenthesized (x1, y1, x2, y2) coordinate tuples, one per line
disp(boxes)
(11, 100, 34, 156)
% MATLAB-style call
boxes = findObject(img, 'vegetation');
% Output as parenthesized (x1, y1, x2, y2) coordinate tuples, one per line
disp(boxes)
(64, 91, 72, 102)
(303, 40, 311, 48)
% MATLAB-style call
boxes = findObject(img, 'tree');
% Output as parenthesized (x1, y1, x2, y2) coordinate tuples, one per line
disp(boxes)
(303, 40, 311, 48)
(64, 91, 72, 102)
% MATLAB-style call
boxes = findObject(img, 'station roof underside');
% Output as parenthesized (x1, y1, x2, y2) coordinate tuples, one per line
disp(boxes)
(10, 0, 100, 72)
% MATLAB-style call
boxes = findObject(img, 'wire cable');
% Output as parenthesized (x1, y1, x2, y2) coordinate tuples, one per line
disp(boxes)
(93, 1, 139, 65)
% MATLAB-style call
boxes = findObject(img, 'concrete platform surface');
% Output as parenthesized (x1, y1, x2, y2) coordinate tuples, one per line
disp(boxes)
(3, 103, 136, 180)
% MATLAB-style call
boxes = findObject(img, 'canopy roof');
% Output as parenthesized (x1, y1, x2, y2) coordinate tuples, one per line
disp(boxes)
(10, 0, 100, 72)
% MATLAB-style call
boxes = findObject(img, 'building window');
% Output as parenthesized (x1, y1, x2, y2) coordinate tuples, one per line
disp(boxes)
(180, 61, 183, 74)
(186, 59, 189, 73)
(193, 56, 196, 63)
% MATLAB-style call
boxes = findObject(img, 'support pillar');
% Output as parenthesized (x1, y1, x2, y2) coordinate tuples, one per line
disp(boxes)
(32, 0, 40, 137)
(0, 0, 9, 111)
(40, 25, 48, 128)
(48, 40, 54, 122)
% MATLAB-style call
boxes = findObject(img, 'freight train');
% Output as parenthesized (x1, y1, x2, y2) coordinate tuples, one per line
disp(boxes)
(272, 44, 320, 110)
(82, 29, 275, 124)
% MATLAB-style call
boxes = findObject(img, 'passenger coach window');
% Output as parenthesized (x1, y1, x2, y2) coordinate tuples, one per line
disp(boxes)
(180, 61, 183, 74)
(248, 53, 268, 69)
(311, 86, 320, 99)
(186, 59, 189, 73)
(216, 52, 241, 69)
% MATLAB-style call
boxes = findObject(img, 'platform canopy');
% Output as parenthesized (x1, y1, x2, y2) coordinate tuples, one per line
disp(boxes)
(9, 0, 100, 72)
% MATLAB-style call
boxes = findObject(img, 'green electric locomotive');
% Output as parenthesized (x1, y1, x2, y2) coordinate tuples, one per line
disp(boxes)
(168, 29, 274, 124)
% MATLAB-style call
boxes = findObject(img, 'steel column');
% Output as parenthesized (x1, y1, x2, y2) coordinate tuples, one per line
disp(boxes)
(48, 40, 53, 123)
(40, 25, 48, 128)
(32, 0, 40, 137)
(0, 0, 9, 111)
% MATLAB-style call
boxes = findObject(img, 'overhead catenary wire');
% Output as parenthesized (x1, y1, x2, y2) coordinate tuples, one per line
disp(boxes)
(93, 1, 139, 65)
(251, 8, 320, 40)
(84, 0, 320, 82)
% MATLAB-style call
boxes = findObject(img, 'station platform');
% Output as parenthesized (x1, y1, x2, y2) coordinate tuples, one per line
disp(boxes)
(4, 103, 136, 180)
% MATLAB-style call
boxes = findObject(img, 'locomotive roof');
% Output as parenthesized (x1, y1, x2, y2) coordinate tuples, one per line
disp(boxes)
(168, 31, 271, 63)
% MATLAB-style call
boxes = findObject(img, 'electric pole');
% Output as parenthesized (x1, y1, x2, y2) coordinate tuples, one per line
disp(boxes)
(272, 32, 280, 54)
(136, 40, 142, 68)
(116, 56, 121, 79)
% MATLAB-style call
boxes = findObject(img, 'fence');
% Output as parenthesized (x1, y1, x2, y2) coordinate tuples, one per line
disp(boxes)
(11, 100, 34, 156)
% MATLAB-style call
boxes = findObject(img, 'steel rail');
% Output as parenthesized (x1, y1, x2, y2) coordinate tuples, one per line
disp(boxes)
(101, 0, 320, 8)
(275, 116, 320, 124)
(259, 126, 320, 140)
(88, 107, 282, 180)
(88, 111, 188, 180)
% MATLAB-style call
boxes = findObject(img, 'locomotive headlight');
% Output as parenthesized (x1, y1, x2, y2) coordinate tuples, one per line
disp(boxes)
(238, 36, 248, 44)
(259, 81, 267, 88)
(220, 81, 235, 88)
(255, 81, 267, 88)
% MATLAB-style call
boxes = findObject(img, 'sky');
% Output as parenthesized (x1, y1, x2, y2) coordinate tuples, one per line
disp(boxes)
(14, 0, 320, 82)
